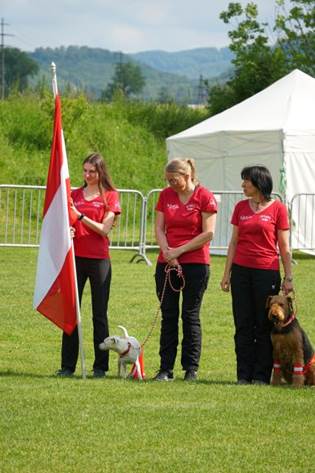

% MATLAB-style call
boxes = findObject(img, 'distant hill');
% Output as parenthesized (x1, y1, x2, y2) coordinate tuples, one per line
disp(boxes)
(29, 46, 233, 102)
(130, 47, 233, 80)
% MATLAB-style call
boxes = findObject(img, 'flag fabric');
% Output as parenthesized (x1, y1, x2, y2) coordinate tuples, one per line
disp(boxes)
(33, 94, 77, 335)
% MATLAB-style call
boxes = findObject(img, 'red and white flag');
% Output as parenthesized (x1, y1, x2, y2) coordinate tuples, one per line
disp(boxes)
(33, 95, 77, 335)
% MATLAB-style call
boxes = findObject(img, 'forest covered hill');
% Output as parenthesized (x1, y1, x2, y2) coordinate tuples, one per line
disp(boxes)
(130, 47, 233, 80)
(29, 46, 232, 102)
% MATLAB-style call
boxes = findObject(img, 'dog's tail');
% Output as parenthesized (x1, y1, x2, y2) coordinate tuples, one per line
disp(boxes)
(118, 325, 129, 338)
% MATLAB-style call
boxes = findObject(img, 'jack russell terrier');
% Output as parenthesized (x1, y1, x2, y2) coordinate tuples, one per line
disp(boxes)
(99, 325, 144, 380)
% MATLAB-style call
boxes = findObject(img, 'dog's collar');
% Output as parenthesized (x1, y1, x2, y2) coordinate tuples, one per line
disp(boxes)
(281, 313, 296, 328)
(120, 342, 131, 358)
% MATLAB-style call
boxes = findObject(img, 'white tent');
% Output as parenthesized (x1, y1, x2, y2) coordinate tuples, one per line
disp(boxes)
(166, 69, 315, 251)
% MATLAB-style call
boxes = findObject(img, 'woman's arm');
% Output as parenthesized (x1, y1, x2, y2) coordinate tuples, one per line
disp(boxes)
(277, 229, 293, 294)
(80, 211, 116, 237)
(155, 211, 179, 266)
(220, 225, 239, 292)
(164, 212, 216, 261)
(71, 200, 116, 237)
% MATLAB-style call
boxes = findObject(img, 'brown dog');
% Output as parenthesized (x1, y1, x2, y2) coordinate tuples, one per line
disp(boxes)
(266, 294, 315, 387)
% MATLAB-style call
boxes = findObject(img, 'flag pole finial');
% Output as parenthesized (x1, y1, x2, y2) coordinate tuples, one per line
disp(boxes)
(51, 62, 58, 98)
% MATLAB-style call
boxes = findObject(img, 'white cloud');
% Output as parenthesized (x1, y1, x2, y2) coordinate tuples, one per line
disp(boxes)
(1, 0, 290, 52)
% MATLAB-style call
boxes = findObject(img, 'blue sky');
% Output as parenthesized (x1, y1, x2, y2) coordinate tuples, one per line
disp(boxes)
(2, 0, 288, 53)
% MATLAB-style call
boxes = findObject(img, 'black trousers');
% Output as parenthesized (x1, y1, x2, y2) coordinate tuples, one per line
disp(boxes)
(230, 263, 281, 383)
(155, 263, 210, 372)
(61, 257, 111, 373)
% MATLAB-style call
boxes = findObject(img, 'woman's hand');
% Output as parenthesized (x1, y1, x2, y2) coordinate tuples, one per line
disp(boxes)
(220, 275, 231, 292)
(281, 279, 294, 295)
(163, 247, 181, 262)
(70, 199, 81, 219)
(70, 227, 76, 239)
(168, 258, 180, 267)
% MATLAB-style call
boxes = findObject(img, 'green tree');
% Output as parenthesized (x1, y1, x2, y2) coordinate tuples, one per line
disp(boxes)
(102, 61, 145, 100)
(208, 0, 315, 115)
(275, 0, 315, 75)
(208, 2, 287, 115)
(3, 48, 39, 97)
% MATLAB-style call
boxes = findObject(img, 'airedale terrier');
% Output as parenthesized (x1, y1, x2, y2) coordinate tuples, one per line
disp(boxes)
(266, 294, 315, 387)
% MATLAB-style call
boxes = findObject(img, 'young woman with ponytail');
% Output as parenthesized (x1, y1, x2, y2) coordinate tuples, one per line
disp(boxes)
(154, 158, 217, 381)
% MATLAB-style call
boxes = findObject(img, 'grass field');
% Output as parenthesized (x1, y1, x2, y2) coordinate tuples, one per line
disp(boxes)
(1, 248, 314, 473)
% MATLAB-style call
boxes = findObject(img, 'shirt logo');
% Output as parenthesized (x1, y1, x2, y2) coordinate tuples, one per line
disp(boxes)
(260, 215, 272, 222)
(240, 215, 252, 220)
(186, 204, 196, 211)
(167, 203, 179, 210)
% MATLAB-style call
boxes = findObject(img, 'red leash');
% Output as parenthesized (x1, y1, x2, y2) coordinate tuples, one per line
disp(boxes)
(164, 264, 185, 292)
(141, 264, 185, 348)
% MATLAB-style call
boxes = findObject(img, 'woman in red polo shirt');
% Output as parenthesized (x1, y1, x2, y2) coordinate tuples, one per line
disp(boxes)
(154, 158, 217, 381)
(56, 153, 121, 378)
(221, 165, 293, 385)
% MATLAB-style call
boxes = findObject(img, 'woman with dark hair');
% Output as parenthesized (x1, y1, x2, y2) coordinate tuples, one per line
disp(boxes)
(221, 165, 293, 385)
(154, 158, 217, 381)
(56, 153, 121, 378)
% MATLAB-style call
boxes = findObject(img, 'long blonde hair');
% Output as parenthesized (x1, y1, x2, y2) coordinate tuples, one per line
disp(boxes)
(165, 158, 198, 184)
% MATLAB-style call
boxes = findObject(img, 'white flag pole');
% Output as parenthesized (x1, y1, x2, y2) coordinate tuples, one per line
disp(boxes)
(51, 62, 87, 380)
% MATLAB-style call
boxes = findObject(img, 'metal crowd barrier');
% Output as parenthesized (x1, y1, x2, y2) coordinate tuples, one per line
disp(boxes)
(289, 193, 315, 252)
(1, 184, 313, 264)
(144, 189, 283, 257)
(0, 184, 148, 263)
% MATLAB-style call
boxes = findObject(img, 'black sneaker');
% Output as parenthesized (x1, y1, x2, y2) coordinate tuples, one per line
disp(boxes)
(252, 379, 268, 385)
(237, 379, 251, 385)
(93, 369, 106, 378)
(56, 368, 74, 378)
(153, 370, 174, 381)
(184, 369, 197, 381)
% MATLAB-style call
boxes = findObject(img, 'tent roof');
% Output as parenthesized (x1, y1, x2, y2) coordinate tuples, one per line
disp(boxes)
(167, 69, 315, 142)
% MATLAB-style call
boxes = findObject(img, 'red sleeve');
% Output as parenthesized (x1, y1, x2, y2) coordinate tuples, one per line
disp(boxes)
(200, 188, 218, 213)
(231, 201, 242, 225)
(106, 190, 121, 215)
(155, 189, 166, 212)
(71, 187, 81, 201)
(276, 202, 289, 230)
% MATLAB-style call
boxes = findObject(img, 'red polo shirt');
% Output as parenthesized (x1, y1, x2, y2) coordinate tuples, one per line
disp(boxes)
(231, 199, 289, 270)
(72, 187, 121, 259)
(156, 185, 217, 264)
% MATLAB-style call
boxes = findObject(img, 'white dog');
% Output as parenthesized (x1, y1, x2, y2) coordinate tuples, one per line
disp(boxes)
(99, 325, 143, 380)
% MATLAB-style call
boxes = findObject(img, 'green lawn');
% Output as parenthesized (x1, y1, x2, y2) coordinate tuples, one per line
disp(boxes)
(0, 248, 314, 473)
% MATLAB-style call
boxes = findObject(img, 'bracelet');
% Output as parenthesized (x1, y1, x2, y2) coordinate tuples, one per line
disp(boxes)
(283, 276, 293, 282)
(78, 213, 85, 221)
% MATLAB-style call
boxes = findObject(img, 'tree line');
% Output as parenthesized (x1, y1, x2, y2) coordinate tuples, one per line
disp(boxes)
(1, 0, 314, 113)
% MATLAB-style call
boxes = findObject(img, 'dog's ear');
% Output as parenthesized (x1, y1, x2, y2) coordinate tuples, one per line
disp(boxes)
(265, 295, 273, 309)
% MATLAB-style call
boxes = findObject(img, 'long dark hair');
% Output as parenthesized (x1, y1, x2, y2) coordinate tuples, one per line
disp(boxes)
(83, 153, 115, 194)
(241, 165, 273, 201)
